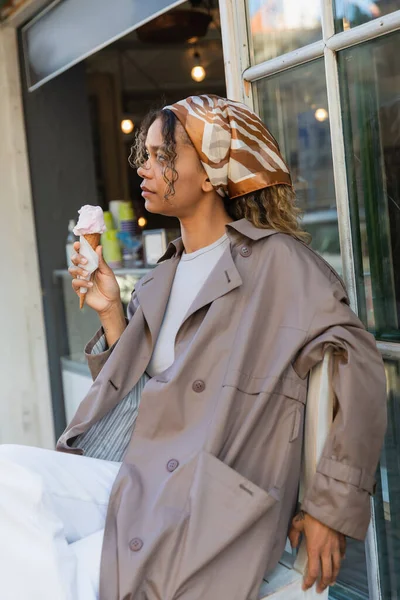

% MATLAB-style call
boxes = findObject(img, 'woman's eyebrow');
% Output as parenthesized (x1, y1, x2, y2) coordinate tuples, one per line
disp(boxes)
(146, 145, 163, 152)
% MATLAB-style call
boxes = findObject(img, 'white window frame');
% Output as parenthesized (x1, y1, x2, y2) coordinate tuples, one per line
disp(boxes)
(219, 2, 400, 599)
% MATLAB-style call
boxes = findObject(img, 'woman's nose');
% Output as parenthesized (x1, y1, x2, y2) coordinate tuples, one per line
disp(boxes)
(137, 162, 151, 179)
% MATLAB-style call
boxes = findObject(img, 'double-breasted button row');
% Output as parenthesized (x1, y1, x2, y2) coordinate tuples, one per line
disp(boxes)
(239, 244, 252, 258)
(129, 537, 143, 552)
(166, 459, 179, 472)
(129, 458, 180, 554)
(192, 379, 206, 393)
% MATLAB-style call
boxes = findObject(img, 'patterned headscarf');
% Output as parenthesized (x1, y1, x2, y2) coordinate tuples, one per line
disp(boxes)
(163, 94, 291, 199)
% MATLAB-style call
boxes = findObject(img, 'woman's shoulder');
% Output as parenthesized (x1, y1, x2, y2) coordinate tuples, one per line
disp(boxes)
(259, 231, 348, 295)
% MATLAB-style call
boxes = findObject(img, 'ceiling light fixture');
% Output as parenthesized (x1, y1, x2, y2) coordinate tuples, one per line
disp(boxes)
(191, 51, 206, 82)
(138, 217, 147, 227)
(314, 108, 328, 122)
(121, 119, 134, 134)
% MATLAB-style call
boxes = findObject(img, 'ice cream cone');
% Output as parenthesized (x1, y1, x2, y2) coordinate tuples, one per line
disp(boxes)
(79, 233, 101, 309)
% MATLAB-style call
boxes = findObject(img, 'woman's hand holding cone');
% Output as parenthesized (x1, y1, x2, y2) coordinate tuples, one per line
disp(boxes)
(69, 242, 121, 315)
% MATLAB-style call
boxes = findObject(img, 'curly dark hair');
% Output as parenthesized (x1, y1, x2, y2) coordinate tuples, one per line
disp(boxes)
(129, 106, 311, 244)
(129, 107, 187, 202)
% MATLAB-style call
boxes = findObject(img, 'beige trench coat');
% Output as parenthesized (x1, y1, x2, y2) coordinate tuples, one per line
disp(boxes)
(57, 218, 387, 600)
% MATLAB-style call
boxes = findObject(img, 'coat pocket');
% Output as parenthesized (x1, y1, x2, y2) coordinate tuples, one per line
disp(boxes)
(220, 369, 305, 491)
(176, 451, 278, 584)
(223, 368, 308, 404)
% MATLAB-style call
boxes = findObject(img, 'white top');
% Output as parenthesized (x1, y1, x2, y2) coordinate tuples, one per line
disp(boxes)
(146, 233, 230, 377)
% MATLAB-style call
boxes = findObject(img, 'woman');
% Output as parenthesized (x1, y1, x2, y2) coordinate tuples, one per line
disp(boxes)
(0, 95, 386, 600)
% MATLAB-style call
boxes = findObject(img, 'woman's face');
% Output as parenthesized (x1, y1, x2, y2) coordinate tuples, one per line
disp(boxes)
(137, 116, 212, 219)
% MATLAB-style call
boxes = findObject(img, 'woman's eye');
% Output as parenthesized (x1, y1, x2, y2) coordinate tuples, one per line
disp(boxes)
(157, 154, 167, 162)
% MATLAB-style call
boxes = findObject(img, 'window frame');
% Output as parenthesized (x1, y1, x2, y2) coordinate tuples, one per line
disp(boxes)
(218, 2, 400, 599)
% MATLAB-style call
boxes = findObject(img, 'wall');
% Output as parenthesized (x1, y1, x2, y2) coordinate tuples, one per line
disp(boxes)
(0, 26, 54, 447)
(22, 60, 98, 438)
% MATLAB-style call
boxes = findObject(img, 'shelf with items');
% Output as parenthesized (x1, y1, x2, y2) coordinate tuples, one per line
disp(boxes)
(54, 266, 152, 423)
(53, 267, 152, 278)
(54, 266, 152, 365)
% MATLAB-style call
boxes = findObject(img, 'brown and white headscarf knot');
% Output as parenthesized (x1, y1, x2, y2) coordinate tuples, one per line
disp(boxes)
(163, 94, 292, 199)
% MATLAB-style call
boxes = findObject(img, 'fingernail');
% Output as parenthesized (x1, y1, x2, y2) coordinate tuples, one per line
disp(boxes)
(82, 270, 88, 277)
(81, 258, 87, 264)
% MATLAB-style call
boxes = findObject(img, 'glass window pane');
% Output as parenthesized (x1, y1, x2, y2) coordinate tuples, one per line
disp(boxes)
(334, 0, 400, 32)
(373, 358, 400, 599)
(339, 32, 400, 341)
(329, 539, 368, 600)
(255, 60, 341, 273)
(330, 357, 400, 600)
(246, 0, 322, 64)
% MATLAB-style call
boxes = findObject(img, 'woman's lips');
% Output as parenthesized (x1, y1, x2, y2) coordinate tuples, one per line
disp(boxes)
(141, 185, 155, 197)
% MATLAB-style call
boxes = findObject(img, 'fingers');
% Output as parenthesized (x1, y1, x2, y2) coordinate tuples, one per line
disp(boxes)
(317, 551, 333, 593)
(71, 244, 110, 276)
(96, 245, 112, 273)
(288, 526, 301, 549)
(69, 265, 90, 280)
(303, 545, 342, 593)
(339, 534, 346, 558)
(289, 511, 306, 549)
(302, 550, 320, 591)
(71, 278, 93, 295)
(70, 252, 87, 267)
(96, 245, 105, 268)
(332, 549, 342, 584)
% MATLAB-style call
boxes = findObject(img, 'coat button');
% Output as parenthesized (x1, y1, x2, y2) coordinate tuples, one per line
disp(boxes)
(192, 380, 205, 393)
(129, 537, 143, 552)
(167, 459, 179, 472)
(240, 245, 252, 257)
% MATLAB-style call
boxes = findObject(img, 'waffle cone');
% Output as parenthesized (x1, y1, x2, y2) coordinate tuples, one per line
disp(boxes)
(79, 233, 101, 309)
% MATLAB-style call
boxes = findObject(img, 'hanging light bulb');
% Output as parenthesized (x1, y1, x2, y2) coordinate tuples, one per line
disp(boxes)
(314, 108, 328, 122)
(138, 217, 147, 227)
(121, 119, 134, 134)
(191, 51, 206, 82)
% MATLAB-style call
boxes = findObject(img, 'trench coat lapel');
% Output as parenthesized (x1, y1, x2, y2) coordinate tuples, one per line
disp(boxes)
(182, 243, 242, 323)
(136, 254, 180, 351)
(136, 238, 243, 350)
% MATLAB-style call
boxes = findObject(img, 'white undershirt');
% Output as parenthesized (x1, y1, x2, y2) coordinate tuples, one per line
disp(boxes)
(146, 233, 230, 377)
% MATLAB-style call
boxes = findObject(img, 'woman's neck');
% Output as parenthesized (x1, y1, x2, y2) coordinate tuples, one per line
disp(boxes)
(180, 209, 233, 255)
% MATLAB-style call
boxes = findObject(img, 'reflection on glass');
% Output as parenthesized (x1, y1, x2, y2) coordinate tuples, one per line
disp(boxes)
(329, 540, 368, 600)
(339, 33, 400, 341)
(331, 359, 400, 600)
(246, 0, 322, 64)
(373, 359, 400, 599)
(255, 60, 340, 273)
(335, 0, 400, 32)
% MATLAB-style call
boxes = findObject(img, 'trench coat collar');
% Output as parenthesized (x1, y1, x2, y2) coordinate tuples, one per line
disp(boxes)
(136, 220, 273, 354)
(157, 218, 278, 263)
(136, 248, 242, 353)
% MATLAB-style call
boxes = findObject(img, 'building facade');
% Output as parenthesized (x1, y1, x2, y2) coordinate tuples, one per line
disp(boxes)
(0, 0, 399, 597)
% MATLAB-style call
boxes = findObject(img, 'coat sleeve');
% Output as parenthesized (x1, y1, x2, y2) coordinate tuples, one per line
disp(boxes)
(85, 290, 139, 381)
(292, 277, 387, 540)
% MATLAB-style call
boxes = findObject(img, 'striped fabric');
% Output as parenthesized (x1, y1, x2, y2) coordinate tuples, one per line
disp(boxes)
(163, 94, 292, 200)
(71, 335, 150, 462)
